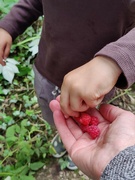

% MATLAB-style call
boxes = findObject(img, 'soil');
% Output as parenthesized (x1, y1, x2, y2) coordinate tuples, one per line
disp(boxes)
(35, 157, 91, 180)
(35, 87, 135, 180)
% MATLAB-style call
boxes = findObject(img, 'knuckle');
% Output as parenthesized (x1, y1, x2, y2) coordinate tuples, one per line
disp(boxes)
(63, 74, 72, 84)
(94, 92, 101, 99)
(60, 101, 76, 117)
(70, 104, 78, 111)
(82, 92, 102, 108)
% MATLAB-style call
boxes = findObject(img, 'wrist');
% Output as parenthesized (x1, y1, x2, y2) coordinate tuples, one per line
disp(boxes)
(93, 145, 122, 179)
(97, 141, 135, 178)
(93, 55, 122, 77)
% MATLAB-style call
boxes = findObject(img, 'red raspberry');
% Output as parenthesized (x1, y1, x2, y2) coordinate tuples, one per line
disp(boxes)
(79, 124, 88, 133)
(73, 112, 100, 139)
(90, 116, 99, 126)
(74, 113, 91, 126)
(86, 125, 100, 139)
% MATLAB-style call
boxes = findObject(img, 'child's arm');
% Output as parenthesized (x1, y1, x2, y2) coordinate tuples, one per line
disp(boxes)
(60, 27, 135, 117)
(95, 27, 135, 89)
(0, 0, 43, 40)
(0, 0, 43, 65)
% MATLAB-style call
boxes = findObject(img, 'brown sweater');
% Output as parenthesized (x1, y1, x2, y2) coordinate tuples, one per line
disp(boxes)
(0, 0, 135, 88)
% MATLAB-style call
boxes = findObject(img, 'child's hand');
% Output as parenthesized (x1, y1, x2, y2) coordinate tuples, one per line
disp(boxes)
(60, 56, 122, 117)
(0, 28, 12, 66)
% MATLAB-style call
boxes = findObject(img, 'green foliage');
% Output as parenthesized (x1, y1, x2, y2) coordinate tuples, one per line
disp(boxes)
(0, 1, 57, 179)
(0, 117, 52, 179)
(0, 84, 54, 179)
(58, 157, 69, 170)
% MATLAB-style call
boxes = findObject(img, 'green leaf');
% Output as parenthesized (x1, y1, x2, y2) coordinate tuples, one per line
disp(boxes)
(17, 65, 31, 76)
(9, 165, 27, 175)
(19, 175, 35, 180)
(5, 125, 20, 145)
(30, 125, 39, 133)
(6, 124, 20, 137)
(29, 161, 44, 171)
(21, 119, 28, 127)
(35, 138, 42, 147)
(49, 145, 57, 155)
(6, 125, 15, 137)
(13, 111, 20, 116)
(3, 149, 13, 157)
(34, 148, 40, 157)
(3, 115, 13, 124)
(0, 135, 5, 141)
(58, 158, 68, 170)
(20, 126, 28, 137)
(25, 110, 34, 116)
(6, 136, 18, 144)
(0, 123, 7, 130)
(0, 87, 10, 95)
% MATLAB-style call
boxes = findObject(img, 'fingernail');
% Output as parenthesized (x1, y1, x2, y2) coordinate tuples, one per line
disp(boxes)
(3, 59, 6, 63)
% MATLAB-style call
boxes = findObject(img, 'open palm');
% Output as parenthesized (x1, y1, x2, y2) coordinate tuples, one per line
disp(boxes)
(50, 100, 135, 179)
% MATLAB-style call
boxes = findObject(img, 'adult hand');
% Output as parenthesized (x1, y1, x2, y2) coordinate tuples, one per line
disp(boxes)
(60, 56, 122, 117)
(0, 28, 12, 66)
(50, 100, 135, 180)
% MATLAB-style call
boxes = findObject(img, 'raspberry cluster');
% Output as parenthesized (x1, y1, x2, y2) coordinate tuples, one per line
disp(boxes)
(74, 113, 100, 139)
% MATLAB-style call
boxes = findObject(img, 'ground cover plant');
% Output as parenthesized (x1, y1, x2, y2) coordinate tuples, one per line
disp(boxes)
(0, 1, 135, 180)
(0, 1, 61, 179)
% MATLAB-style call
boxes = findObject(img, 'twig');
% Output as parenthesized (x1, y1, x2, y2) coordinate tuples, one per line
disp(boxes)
(108, 89, 131, 104)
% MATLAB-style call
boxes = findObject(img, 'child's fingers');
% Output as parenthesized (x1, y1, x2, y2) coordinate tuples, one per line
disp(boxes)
(4, 43, 10, 59)
(0, 44, 5, 65)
